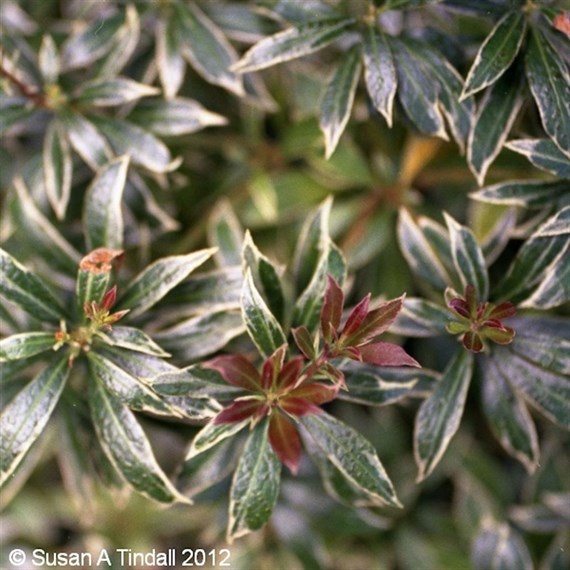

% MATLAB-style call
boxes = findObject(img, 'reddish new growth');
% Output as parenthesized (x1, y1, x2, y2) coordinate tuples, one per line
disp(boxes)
(446, 285, 516, 353)
(206, 276, 419, 474)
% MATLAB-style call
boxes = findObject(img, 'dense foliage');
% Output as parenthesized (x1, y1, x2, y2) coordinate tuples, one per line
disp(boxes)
(1, 0, 569, 568)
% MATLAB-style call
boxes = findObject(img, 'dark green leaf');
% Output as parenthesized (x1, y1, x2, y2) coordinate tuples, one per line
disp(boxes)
(480, 360, 539, 473)
(0, 96, 36, 132)
(117, 248, 216, 318)
(467, 66, 525, 185)
(88, 378, 187, 504)
(0, 248, 67, 322)
(301, 411, 401, 507)
(156, 15, 185, 98)
(471, 522, 533, 570)
(445, 213, 489, 300)
(227, 418, 281, 541)
(232, 17, 355, 72)
(99, 326, 169, 357)
(461, 11, 526, 99)
(392, 38, 448, 140)
(505, 138, 570, 178)
(384, 0, 443, 8)
(0, 332, 56, 362)
(83, 156, 129, 251)
(241, 269, 287, 358)
(414, 349, 474, 480)
(362, 25, 397, 127)
(471, 179, 570, 209)
(391, 297, 451, 337)
(207, 200, 243, 267)
(320, 45, 362, 159)
(43, 120, 72, 220)
(175, 1, 244, 96)
(0, 356, 68, 486)
(128, 98, 227, 136)
(187, 417, 250, 459)
(526, 27, 570, 156)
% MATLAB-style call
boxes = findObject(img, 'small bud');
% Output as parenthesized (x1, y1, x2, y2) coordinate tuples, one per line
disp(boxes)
(100, 285, 118, 311)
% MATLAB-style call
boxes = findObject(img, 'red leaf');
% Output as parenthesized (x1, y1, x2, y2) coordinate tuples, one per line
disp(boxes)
(100, 286, 118, 310)
(287, 381, 339, 406)
(321, 274, 344, 343)
(358, 342, 420, 367)
(463, 331, 483, 353)
(279, 398, 321, 417)
(268, 411, 302, 474)
(277, 356, 304, 392)
(487, 301, 516, 321)
(214, 399, 267, 424)
(292, 326, 316, 359)
(261, 344, 287, 390)
(448, 298, 470, 318)
(346, 296, 404, 346)
(340, 294, 370, 339)
(204, 355, 261, 391)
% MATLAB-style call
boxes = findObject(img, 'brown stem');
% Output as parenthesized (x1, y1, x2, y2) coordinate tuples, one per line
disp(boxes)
(0, 62, 45, 107)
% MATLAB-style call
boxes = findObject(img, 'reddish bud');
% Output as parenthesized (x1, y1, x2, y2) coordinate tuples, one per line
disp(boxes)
(462, 331, 483, 353)
(487, 302, 516, 321)
(553, 12, 570, 37)
(100, 286, 118, 311)
(448, 298, 470, 318)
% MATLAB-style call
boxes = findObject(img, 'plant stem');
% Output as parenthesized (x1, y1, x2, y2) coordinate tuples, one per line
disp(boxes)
(0, 62, 45, 106)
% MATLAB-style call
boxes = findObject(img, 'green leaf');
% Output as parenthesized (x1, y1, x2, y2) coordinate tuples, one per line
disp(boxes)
(241, 269, 287, 358)
(227, 418, 281, 541)
(83, 156, 129, 251)
(89, 115, 174, 174)
(444, 212, 489, 300)
(301, 411, 401, 507)
(87, 351, 173, 416)
(384, 0, 443, 8)
(99, 326, 170, 357)
(117, 248, 216, 318)
(493, 207, 570, 303)
(414, 349, 474, 481)
(339, 362, 439, 406)
(320, 46, 362, 159)
(43, 120, 72, 220)
(72, 77, 159, 107)
(242, 231, 285, 323)
(59, 111, 113, 170)
(128, 98, 227, 136)
(0, 248, 67, 322)
(38, 35, 59, 84)
(397, 209, 452, 292)
(153, 311, 245, 361)
(175, 1, 244, 96)
(88, 378, 187, 504)
(467, 66, 525, 186)
(208, 199, 243, 267)
(391, 38, 448, 140)
(480, 360, 539, 473)
(526, 27, 570, 156)
(471, 522, 533, 570)
(461, 11, 526, 100)
(470, 179, 570, 209)
(156, 15, 185, 99)
(362, 25, 397, 127)
(232, 17, 355, 73)
(11, 178, 81, 274)
(505, 139, 570, 178)
(0, 97, 37, 132)
(0, 332, 56, 362)
(0, 356, 68, 487)
(391, 297, 451, 337)
(187, 417, 250, 460)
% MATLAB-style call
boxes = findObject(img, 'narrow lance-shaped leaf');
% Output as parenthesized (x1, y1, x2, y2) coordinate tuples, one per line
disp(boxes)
(0, 248, 67, 322)
(320, 46, 362, 159)
(207, 199, 243, 267)
(391, 297, 451, 337)
(461, 11, 526, 99)
(241, 269, 287, 358)
(83, 156, 129, 251)
(0, 356, 69, 487)
(187, 417, 250, 459)
(414, 349, 474, 481)
(471, 522, 533, 570)
(72, 77, 159, 107)
(43, 120, 72, 220)
(444, 212, 489, 300)
(481, 359, 539, 473)
(156, 15, 185, 99)
(392, 38, 448, 140)
(88, 378, 188, 504)
(116, 248, 216, 318)
(301, 411, 401, 507)
(175, 1, 244, 96)
(232, 17, 355, 72)
(227, 418, 281, 542)
(362, 24, 397, 127)
(505, 139, 570, 179)
(99, 326, 169, 357)
(0, 332, 57, 362)
(467, 66, 525, 186)
(38, 34, 59, 84)
(525, 27, 570, 156)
